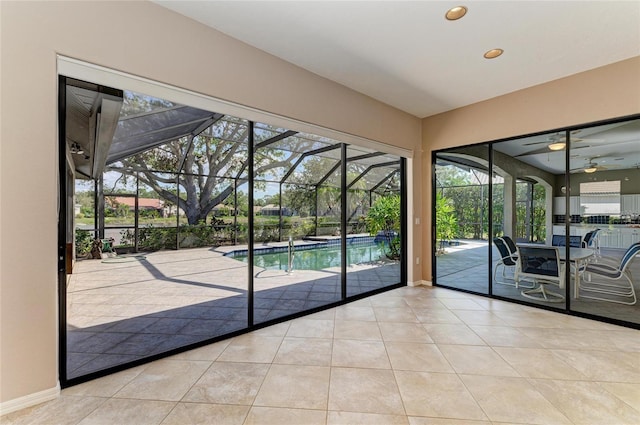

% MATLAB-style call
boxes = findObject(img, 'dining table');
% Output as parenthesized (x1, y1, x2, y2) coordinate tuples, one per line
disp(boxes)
(517, 244, 595, 299)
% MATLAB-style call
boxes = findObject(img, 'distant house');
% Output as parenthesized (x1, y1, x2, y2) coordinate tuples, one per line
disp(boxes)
(259, 204, 294, 216)
(109, 196, 166, 217)
(212, 203, 234, 216)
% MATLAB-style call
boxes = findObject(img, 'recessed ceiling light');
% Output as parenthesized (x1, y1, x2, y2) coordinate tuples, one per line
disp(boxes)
(484, 48, 504, 59)
(445, 6, 467, 20)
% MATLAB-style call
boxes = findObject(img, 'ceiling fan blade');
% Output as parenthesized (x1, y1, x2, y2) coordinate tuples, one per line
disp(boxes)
(515, 146, 557, 157)
(521, 141, 549, 146)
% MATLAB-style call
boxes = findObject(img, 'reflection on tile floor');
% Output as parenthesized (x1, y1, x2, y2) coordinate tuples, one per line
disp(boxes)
(436, 241, 640, 324)
(4, 286, 640, 425)
(65, 246, 400, 378)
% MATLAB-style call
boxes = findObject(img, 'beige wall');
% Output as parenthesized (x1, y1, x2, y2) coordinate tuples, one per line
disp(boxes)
(0, 1, 421, 403)
(421, 56, 640, 281)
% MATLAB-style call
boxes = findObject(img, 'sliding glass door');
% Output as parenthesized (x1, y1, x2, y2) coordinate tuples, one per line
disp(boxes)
(433, 115, 640, 328)
(59, 76, 407, 385)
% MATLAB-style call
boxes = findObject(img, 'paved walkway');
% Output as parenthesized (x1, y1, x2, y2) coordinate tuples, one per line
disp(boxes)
(67, 245, 399, 379)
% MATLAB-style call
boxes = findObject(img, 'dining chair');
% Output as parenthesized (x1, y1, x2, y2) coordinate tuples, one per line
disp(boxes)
(582, 228, 601, 257)
(517, 246, 565, 302)
(579, 242, 639, 305)
(501, 235, 518, 258)
(493, 237, 519, 286)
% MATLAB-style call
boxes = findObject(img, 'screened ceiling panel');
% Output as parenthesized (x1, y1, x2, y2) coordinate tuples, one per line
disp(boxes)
(206, 116, 249, 142)
(102, 91, 402, 190)
(107, 105, 223, 164)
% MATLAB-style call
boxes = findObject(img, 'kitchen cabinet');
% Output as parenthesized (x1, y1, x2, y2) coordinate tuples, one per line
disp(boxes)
(599, 229, 620, 249)
(621, 194, 640, 214)
(553, 196, 581, 215)
(621, 195, 634, 213)
(553, 197, 566, 215)
(570, 196, 581, 215)
(621, 228, 640, 247)
(553, 225, 566, 235)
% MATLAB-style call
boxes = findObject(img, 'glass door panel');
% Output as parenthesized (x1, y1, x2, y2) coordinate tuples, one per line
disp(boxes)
(567, 119, 640, 324)
(434, 146, 490, 294)
(346, 146, 402, 297)
(491, 134, 564, 308)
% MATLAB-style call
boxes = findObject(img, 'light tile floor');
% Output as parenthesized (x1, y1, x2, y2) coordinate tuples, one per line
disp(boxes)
(3, 285, 640, 425)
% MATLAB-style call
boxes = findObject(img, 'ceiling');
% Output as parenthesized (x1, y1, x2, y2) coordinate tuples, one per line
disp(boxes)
(154, 1, 640, 118)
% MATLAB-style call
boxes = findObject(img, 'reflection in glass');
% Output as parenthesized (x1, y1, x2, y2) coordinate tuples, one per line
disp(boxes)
(346, 147, 402, 297)
(490, 134, 561, 307)
(252, 127, 343, 324)
(434, 147, 490, 294)
(434, 117, 640, 327)
(65, 88, 250, 379)
(64, 83, 407, 383)
(566, 119, 640, 324)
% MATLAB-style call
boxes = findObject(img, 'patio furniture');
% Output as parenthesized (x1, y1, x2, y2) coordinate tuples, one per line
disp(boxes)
(501, 235, 518, 258)
(581, 228, 601, 257)
(517, 246, 565, 302)
(579, 242, 639, 305)
(551, 234, 582, 248)
(493, 238, 533, 288)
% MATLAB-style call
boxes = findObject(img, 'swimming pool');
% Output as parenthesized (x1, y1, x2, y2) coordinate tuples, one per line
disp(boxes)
(230, 243, 388, 271)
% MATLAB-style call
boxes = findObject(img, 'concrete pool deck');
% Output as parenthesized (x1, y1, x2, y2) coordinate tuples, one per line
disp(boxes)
(66, 245, 400, 379)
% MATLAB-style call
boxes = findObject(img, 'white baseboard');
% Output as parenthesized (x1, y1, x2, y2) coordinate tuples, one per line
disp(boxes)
(408, 280, 432, 287)
(0, 382, 60, 416)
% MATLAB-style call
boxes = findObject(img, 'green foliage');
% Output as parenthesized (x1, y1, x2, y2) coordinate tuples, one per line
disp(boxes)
(439, 168, 546, 242)
(75, 229, 93, 256)
(435, 192, 457, 252)
(139, 209, 160, 220)
(76, 191, 94, 218)
(79, 205, 94, 218)
(366, 195, 401, 260)
(110, 118, 321, 225)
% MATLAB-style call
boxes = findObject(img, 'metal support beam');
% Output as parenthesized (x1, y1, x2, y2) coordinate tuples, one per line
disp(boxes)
(340, 144, 348, 300)
(177, 114, 224, 173)
(134, 173, 139, 253)
(279, 183, 283, 242)
(400, 158, 407, 287)
(234, 179, 238, 245)
(117, 104, 188, 121)
(347, 160, 400, 190)
(315, 186, 319, 236)
(255, 130, 297, 149)
(175, 175, 180, 249)
(316, 161, 341, 187)
(248, 121, 255, 326)
(97, 175, 105, 239)
(347, 151, 386, 162)
(370, 169, 398, 193)
(280, 144, 341, 184)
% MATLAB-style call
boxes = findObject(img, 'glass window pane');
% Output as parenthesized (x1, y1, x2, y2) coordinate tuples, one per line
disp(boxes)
(434, 147, 490, 294)
(347, 146, 401, 297)
(491, 135, 563, 307)
(566, 118, 640, 324)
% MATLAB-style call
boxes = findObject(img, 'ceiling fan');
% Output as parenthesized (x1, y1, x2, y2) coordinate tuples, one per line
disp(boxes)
(570, 158, 620, 174)
(515, 131, 602, 157)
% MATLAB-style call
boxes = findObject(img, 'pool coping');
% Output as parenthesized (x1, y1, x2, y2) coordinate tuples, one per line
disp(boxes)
(222, 234, 377, 258)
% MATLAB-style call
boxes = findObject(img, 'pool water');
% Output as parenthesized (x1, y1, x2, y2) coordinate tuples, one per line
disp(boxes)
(235, 243, 388, 271)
